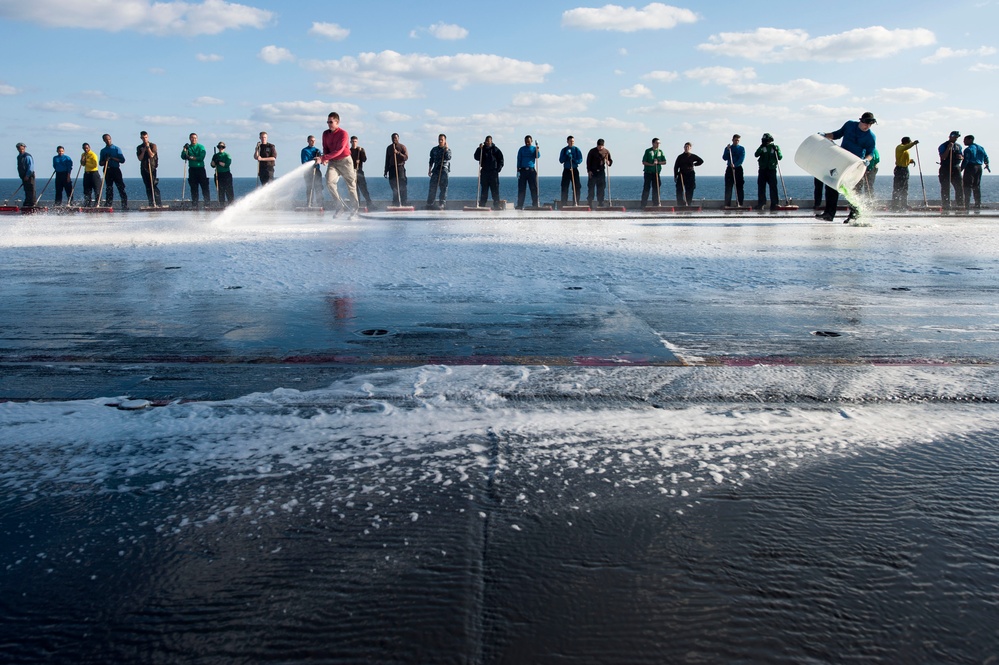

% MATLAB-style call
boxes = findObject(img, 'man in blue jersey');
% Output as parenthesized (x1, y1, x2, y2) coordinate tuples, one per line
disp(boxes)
(722, 134, 745, 207)
(15, 142, 35, 209)
(52, 145, 74, 205)
(516, 135, 539, 209)
(301, 135, 322, 206)
(559, 135, 583, 208)
(961, 135, 989, 211)
(99, 133, 128, 209)
(816, 111, 876, 223)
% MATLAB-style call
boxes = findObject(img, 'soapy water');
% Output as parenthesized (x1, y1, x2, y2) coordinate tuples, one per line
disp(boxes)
(3, 365, 998, 536)
(214, 161, 323, 225)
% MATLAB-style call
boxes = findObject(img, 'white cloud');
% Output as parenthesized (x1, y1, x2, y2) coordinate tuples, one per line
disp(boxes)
(251, 100, 362, 125)
(912, 106, 989, 123)
(309, 21, 349, 41)
(643, 70, 679, 83)
(633, 100, 790, 118)
(85, 109, 120, 120)
(79, 90, 106, 99)
(510, 92, 596, 111)
(410, 23, 468, 40)
(304, 50, 552, 99)
(0, 83, 19, 95)
(798, 104, 871, 119)
(698, 26, 936, 63)
(619, 48, 628, 56)
(619, 84, 653, 98)
(0, 0, 273, 36)
(970, 62, 999, 72)
(193, 96, 226, 106)
(30, 101, 77, 113)
(220, 118, 259, 129)
(874, 87, 937, 103)
(423, 111, 647, 136)
(140, 115, 197, 126)
(921, 46, 996, 64)
(562, 3, 698, 32)
(377, 111, 411, 123)
(196, 53, 223, 62)
(148, 68, 166, 75)
(684, 66, 756, 86)
(259, 45, 295, 64)
(729, 78, 849, 102)
(52, 122, 84, 132)
(427, 22, 468, 40)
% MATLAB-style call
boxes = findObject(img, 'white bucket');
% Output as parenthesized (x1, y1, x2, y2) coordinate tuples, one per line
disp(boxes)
(794, 133, 867, 191)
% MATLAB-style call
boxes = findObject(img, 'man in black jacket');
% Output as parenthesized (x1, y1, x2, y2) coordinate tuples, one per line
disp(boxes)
(474, 136, 504, 209)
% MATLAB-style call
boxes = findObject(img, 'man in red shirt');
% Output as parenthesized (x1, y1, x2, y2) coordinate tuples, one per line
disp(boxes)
(317, 111, 359, 216)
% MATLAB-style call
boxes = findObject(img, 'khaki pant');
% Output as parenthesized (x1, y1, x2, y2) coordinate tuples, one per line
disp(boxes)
(325, 157, 359, 212)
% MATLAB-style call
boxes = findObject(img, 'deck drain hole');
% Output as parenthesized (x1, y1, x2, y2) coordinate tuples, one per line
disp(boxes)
(359, 328, 390, 337)
(565, 286, 583, 290)
(811, 330, 842, 337)
(891, 287, 911, 291)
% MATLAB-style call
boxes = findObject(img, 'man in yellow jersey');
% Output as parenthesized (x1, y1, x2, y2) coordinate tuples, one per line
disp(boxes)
(891, 137, 918, 211)
(80, 142, 100, 207)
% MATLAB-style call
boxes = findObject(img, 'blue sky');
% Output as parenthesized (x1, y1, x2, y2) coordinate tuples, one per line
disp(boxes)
(1, 0, 996, 178)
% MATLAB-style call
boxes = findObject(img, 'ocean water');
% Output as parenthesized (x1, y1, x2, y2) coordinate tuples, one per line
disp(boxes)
(3, 174, 996, 206)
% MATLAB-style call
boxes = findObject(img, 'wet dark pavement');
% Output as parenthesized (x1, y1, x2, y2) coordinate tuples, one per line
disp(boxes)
(4, 209, 999, 665)
(1, 209, 997, 400)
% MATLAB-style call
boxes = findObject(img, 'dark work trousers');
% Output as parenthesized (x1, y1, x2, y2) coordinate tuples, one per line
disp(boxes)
(891, 167, 910, 210)
(427, 170, 448, 206)
(217, 171, 234, 206)
(938, 168, 963, 209)
(83, 172, 100, 206)
(104, 168, 127, 208)
(258, 166, 274, 186)
(560, 167, 581, 206)
(54, 171, 73, 205)
(479, 171, 500, 208)
(675, 170, 695, 206)
(517, 168, 538, 208)
(388, 169, 408, 206)
(141, 167, 161, 206)
(641, 171, 661, 207)
(587, 170, 606, 205)
(823, 185, 859, 220)
(188, 166, 210, 205)
(355, 170, 373, 207)
(813, 178, 824, 208)
(963, 164, 983, 209)
(724, 166, 744, 206)
(21, 174, 36, 208)
(757, 169, 778, 210)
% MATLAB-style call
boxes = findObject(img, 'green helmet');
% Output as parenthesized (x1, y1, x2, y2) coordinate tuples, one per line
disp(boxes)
(761, 133, 774, 143)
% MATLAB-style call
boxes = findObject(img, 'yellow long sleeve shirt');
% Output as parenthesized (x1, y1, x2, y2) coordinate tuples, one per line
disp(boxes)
(81, 150, 99, 172)
(895, 141, 917, 168)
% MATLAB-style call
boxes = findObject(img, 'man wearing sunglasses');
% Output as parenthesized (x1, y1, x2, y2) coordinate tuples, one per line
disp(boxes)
(317, 112, 359, 217)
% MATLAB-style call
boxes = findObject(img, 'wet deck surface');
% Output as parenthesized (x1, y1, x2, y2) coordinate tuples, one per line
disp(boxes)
(4, 207, 999, 665)
(1, 208, 997, 400)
